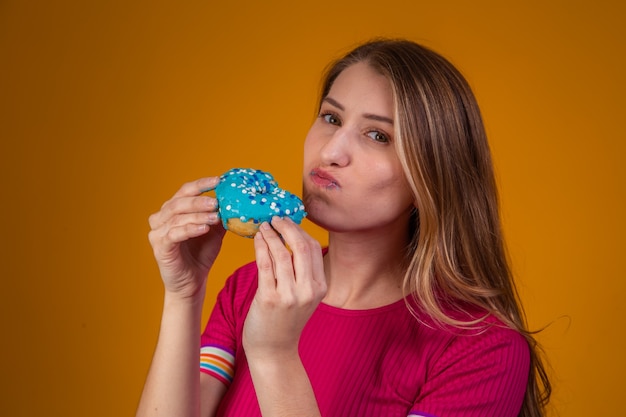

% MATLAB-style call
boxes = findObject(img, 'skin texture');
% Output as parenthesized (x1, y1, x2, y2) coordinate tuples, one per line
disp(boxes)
(303, 62, 414, 310)
(303, 62, 414, 237)
(138, 176, 227, 416)
(137, 62, 416, 416)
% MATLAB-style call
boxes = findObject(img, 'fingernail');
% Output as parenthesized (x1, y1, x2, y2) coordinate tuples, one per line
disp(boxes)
(260, 222, 271, 230)
(200, 177, 220, 193)
(205, 197, 216, 209)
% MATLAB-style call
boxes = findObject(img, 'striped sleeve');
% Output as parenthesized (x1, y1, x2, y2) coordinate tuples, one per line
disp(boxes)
(200, 280, 237, 386)
(200, 344, 235, 385)
(199, 272, 239, 387)
(199, 261, 259, 387)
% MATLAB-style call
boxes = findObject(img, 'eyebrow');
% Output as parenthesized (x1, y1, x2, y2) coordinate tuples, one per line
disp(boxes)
(323, 96, 394, 125)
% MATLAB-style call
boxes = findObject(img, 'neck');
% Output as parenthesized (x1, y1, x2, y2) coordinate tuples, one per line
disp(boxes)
(322, 218, 411, 310)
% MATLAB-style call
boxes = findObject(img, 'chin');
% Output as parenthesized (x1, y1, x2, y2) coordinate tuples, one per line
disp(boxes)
(302, 184, 354, 232)
(304, 205, 353, 234)
(301, 198, 331, 230)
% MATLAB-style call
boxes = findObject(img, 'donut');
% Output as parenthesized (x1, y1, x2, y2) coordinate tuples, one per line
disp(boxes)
(214, 168, 307, 238)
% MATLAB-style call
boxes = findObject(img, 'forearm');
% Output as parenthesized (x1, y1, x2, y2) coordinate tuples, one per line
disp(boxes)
(248, 351, 321, 417)
(136, 291, 205, 417)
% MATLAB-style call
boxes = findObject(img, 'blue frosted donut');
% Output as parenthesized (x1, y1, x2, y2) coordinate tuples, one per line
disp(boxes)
(215, 168, 307, 238)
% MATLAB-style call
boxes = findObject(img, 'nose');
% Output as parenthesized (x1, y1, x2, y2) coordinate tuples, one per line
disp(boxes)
(319, 127, 351, 167)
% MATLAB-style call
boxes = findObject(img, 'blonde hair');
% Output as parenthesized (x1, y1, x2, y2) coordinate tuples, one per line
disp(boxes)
(318, 39, 551, 417)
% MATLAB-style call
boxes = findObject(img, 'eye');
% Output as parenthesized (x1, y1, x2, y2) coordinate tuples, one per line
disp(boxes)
(367, 130, 389, 143)
(321, 112, 341, 126)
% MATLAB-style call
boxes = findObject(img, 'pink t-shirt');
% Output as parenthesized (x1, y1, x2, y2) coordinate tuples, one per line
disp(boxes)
(200, 260, 529, 417)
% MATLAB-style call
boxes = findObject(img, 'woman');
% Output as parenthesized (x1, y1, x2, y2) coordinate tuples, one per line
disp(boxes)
(137, 39, 551, 417)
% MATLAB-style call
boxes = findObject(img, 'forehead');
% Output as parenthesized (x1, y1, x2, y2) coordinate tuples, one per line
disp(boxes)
(326, 63, 394, 116)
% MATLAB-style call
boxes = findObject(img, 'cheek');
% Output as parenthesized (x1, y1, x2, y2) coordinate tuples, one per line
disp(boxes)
(365, 164, 413, 205)
(365, 161, 402, 190)
(303, 128, 320, 166)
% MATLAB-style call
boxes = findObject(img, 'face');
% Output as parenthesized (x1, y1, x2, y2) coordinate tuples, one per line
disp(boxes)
(302, 62, 414, 235)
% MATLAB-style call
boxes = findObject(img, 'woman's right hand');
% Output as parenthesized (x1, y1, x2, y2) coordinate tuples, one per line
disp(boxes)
(148, 177, 226, 299)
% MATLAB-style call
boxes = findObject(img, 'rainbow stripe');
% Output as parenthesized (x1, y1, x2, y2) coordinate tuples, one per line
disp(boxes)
(200, 345, 235, 385)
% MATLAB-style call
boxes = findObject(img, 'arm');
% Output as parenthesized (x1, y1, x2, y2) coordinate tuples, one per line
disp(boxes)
(248, 352, 320, 417)
(136, 177, 227, 417)
(243, 217, 327, 416)
(138, 291, 225, 416)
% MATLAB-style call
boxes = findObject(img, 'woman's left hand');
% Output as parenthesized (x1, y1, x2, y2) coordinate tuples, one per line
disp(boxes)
(243, 216, 327, 361)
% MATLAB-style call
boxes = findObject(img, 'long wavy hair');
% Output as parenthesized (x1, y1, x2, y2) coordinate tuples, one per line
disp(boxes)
(317, 39, 551, 417)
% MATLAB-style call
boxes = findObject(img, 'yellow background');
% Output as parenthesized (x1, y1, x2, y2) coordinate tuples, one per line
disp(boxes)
(1, 1, 624, 415)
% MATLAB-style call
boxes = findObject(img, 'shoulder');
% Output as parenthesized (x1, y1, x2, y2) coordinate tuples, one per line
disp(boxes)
(440, 318, 529, 371)
(422, 303, 530, 371)
(429, 314, 530, 399)
(224, 260, 259, 292)
(213, 260, 259, 320)
(413, 313, 530, 416)
(407, 302, 530, 378)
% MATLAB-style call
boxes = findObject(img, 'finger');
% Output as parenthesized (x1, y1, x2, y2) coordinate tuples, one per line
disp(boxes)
(151, 209, 220, 243)
(163, 195, 218, 219)
(172, 176, 221, 199)
(254, 225, 277, 293)
(258, 221, 296, 292)
(150, 195, 218, 229)
(167, 211, 220, 229)
(270, 217, 323, 286)
(149, 222, 212, 251)
(150, 177, 220, 227)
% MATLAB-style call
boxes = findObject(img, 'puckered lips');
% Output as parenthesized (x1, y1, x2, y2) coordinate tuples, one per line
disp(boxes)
(309, 168, 339, 189)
